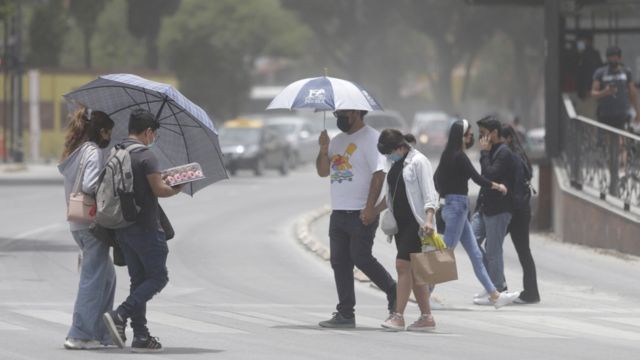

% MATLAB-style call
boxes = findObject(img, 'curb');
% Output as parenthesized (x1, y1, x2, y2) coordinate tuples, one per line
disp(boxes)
(294, 206, 371, 283)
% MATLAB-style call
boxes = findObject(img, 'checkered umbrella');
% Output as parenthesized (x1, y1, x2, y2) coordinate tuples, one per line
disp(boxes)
(64, 73, 227, 195)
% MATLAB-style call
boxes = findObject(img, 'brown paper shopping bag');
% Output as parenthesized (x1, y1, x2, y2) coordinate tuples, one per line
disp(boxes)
(410, 249, 458, 285)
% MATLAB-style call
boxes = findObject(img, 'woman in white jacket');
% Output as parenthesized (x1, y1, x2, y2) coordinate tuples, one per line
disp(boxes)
(58, 108, 115, 349)
(376, 129, 438, 331)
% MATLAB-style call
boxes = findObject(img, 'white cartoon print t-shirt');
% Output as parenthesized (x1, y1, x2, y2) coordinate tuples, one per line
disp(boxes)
(328, 125, 385, 210)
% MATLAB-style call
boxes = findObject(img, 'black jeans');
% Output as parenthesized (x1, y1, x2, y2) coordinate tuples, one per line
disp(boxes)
(329, 211, 396, 317)
(507, 206, 540, 301)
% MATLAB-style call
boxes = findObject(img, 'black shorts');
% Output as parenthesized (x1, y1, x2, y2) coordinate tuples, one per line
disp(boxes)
(598, 114, 630, 130)
(394, 218, 422, 261)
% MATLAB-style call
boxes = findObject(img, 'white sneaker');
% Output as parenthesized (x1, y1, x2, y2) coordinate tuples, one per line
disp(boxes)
(64, 338, 103, 350)
(473, 289, 489, 299)
(473, 296, 492, 306)
(493, 291, 520, 309)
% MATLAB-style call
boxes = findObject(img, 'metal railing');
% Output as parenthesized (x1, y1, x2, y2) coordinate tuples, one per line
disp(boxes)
(562, 94, 640, 213)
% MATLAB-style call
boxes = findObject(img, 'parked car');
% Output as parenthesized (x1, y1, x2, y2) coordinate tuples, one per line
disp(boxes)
(219, 117, 291, 176)
(411, 111, 452, 156)
(365, 110, 409, 133)
(265, 116, 318, 167)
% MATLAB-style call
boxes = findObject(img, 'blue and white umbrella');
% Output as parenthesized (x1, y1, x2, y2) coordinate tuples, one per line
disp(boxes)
(64, 73, 227, 195)
(266, 76, 383, 112)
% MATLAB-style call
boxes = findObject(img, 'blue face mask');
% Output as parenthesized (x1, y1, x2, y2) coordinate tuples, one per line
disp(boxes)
(147, 130, 158, 148)
(387, 153, 403, 163)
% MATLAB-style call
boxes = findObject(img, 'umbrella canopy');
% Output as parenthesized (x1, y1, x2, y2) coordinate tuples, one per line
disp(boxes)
(64, 73, 227, 196)
(266, 76, 383, 112)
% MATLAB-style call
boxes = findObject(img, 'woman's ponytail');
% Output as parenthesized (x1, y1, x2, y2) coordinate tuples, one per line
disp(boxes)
(60, 107, 90, 161)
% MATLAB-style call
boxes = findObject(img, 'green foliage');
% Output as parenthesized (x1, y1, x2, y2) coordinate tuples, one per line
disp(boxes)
(59, 0, 146, 70)
(27, 0, 68, 68)
(68, 0, 109, 68)
(127, 0, 180, 69)
(159, 0, 308, 119)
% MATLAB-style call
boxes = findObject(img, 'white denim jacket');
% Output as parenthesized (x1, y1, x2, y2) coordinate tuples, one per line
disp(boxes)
(385, 148, 438, 227)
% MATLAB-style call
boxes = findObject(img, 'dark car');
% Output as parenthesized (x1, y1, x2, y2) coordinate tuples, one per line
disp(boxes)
(219, 118, 291, 176)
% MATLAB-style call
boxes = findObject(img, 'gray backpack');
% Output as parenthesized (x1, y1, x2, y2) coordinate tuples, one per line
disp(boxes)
(95, 143, 146, 229)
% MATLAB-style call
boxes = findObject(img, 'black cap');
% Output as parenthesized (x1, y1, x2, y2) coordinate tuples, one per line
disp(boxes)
(606, 45, 622, 57)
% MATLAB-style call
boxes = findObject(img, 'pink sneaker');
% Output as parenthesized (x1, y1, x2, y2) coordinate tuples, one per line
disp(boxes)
(381, 313, 405, 331)
(406, 314, 436, 331)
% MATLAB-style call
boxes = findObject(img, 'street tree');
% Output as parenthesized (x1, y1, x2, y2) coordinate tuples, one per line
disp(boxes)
(127, 0, 180, 70)
(68, 0, 109, 68)
(400, 0, 499, 112)
(27, 0, 68, 68)
(160, 0, 308, 119)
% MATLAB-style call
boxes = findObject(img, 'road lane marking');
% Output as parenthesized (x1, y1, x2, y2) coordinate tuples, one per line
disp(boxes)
(209, 311, 284, 326)
(0, 320, 26, 331)
(596, 317, 640, 328)
(230, 311, 356, 335)
(443, 315, 566, 338)
(12, 310, 69, 326)
(505, 315, 640, 341)
(152, 312, 247, 334)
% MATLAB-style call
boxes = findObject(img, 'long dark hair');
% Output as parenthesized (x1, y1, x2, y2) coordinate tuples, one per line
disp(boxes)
(501, 124, 531, 172)
(438, 120, 464, 166)
(434, 121, 465, 191)
(61, 107, 114, 161)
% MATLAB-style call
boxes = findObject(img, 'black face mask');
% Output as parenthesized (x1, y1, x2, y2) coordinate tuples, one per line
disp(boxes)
(465, 134, 475, 149)
(337, 115, 352, 133)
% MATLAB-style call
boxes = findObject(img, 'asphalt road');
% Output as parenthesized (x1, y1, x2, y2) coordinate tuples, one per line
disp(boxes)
(0, 165, 639, 360)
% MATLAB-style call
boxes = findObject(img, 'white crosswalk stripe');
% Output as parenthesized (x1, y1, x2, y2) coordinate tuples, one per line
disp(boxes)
(12, 310, 70, 326)
(152, 312, 247, 334)
(5, 307, 640, 342)
(237, 311, 348, 335)
(0, 320, 26, 331)
(443, 315, 566, 338)
(503, 315, 640, 341)
(596, 317, 640, 328)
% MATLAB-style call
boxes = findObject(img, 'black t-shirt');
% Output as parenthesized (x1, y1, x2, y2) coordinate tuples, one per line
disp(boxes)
(120, 139, 161, 231)
(388, 154, 414, 226)
(593, 64, 633, 118)
(435, 151, 492, 197)
(477, 143, 515, 216)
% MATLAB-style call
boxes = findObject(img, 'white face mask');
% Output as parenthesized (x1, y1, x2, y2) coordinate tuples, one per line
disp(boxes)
(577, 41, 586, 52)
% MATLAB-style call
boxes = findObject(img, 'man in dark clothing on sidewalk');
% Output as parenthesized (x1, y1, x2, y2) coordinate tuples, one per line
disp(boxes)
(103, 109, 183, 353)
(472, 116, 515, 296)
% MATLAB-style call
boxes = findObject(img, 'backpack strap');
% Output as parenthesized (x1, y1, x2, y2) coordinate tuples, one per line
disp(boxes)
(124, 143, 146, 153)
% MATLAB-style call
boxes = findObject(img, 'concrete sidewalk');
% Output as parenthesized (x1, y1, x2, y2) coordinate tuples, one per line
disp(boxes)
(0, 163, 63, 185)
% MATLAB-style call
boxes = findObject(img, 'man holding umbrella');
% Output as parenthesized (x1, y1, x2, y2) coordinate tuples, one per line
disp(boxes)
(103, 109, 184, 353)
(316, 109, 396, 328)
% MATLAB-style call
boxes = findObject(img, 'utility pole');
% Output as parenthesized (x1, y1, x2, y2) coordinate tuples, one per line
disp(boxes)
(11, 1, 22, 163)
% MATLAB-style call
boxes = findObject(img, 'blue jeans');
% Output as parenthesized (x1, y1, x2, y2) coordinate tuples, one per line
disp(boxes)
(472, 211, 512, 290)
(115, 225, 168, 338)
(441, 195, 496, 293)
(68, 229, 116, 344)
